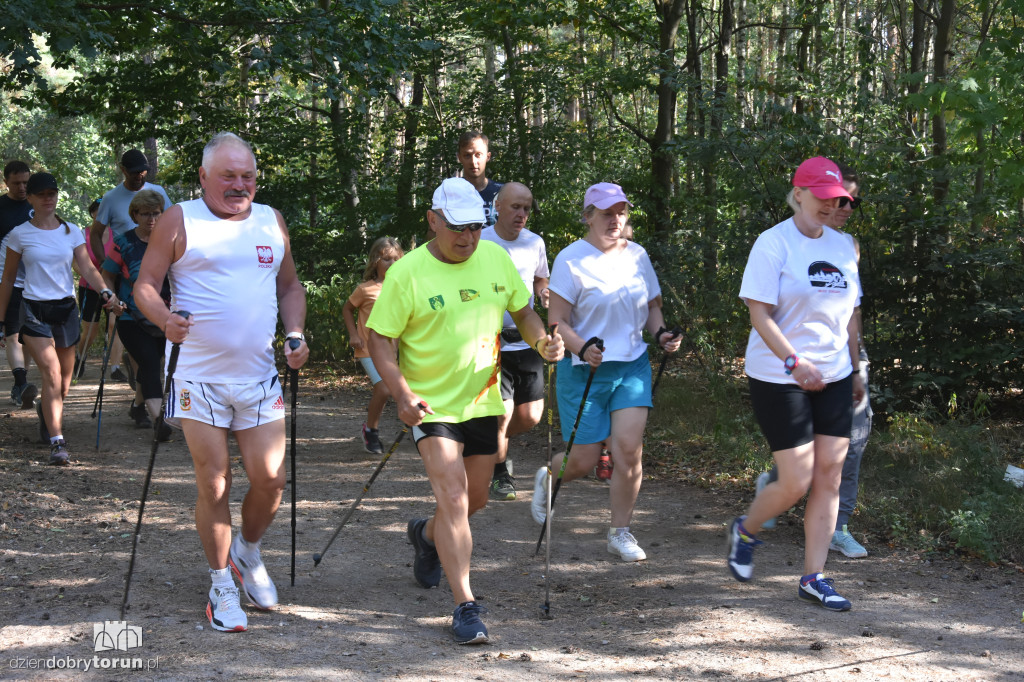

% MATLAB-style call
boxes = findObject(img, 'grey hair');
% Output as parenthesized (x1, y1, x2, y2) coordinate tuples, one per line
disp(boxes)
(201, 132, 256, 173)
(786, 188, 802, 213)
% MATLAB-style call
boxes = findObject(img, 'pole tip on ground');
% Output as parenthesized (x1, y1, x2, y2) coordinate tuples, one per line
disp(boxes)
(540, 605, 553, 620)
(312, 554, 321, 565)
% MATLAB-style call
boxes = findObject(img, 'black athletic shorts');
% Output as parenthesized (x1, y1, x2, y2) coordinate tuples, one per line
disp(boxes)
(3, 286, 24, 332)
(499, 348, 545, 404)
(77, 286, 103, 323)
(412, 415, 499, 457)
(748, 374, 853, 452)
(20, 297, 81, 349)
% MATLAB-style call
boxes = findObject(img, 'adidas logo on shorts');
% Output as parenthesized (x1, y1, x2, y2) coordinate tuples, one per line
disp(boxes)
(272, 396, 285, 410)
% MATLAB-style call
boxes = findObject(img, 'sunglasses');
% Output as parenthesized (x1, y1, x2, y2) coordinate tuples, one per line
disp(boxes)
(837, 196, 862, 209)
(433, 210, 483, 233)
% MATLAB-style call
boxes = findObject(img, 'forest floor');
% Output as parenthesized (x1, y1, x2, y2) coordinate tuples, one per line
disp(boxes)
(1, 364, 1022, 681)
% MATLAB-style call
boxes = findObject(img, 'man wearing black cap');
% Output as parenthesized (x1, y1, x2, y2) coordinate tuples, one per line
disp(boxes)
(0, 160, 37, 408)
(88, 149, 172, 263)
(88, 149, 172, 382)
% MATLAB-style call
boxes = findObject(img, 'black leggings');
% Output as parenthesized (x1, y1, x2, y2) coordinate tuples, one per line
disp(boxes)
(116, 319, 165, 401)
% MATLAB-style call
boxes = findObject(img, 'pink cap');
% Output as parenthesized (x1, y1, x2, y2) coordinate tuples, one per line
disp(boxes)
(792, 157, 853, 200)
(583, 182, 632, 211)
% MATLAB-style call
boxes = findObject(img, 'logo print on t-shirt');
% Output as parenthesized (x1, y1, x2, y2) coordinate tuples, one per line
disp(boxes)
(256, 246, 274, 268)
(460, 289, 479, 302)
(808, 261, 847, 289)
(428, 295, 445, 310)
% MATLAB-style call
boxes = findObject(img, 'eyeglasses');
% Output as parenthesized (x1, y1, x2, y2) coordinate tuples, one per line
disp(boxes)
(433, 210, 483, 233)
(837, 196, 862, 210)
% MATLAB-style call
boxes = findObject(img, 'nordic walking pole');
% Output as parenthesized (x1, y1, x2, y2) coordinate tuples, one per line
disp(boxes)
(534, 337, 603, 556)
(93, 306, 121, 450)
(541, 323, 557, 620)
(651, 326, 683, 400)
(312, 404, 426, 567)
(120, 310, 191, 619)
(72, 294, 92, 385)
(288, 337, 301, 587)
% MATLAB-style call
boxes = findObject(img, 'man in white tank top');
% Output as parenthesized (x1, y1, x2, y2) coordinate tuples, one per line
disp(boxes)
(135, 133, 309, 633)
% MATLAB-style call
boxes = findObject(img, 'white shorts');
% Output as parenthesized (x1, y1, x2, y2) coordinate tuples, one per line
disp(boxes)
(165, 376, 285, 431)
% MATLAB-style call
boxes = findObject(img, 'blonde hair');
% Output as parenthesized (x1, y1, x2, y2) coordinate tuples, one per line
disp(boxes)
(362, 237, 404, 281)
(787, 188, 802, 213)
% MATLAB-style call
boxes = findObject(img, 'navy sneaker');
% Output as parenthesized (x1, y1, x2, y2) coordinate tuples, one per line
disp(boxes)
(362, 423, 384, 454)
(451, 601, 489, 644)
(49, 440, 70, 466)
(407, 518, 441, 588)
(111, 366, 128, 382)
(798, 574, 852, 611)
(726, 516, 762, 582)
(11, 383, 37, 409)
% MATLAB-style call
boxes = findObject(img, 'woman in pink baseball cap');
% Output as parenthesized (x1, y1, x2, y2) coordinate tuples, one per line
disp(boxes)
(726, 157, 865, 611)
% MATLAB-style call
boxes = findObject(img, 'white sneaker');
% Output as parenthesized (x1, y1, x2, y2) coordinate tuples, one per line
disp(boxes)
(206, 585, 247, 632)
(229, 535, 278, 610)
(607, 530, 647, 562)
(530, 467, 549, 525)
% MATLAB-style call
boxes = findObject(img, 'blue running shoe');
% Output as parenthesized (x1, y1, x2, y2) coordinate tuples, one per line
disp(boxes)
(798, 574, 852, 611)
(451, 601, 489, 644)
(726, 516, 762, 582)
(407, 518, 441, 588)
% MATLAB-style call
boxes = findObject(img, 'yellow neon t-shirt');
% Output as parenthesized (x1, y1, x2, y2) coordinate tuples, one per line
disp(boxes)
(367, 240, 530, 423)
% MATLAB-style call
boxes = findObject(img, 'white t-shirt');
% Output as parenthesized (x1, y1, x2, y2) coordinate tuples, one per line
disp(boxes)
(549, 239, 661, 366)
(97, 182, 172, 237)
(6, 221, 85, 301)
(480, 226, 550, 351)
(739, 217, 861, 384)
(0, 232, 27, 288)
(167, 199, 284, 383)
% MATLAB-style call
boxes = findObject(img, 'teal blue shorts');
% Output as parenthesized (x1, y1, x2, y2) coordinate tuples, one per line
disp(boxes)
(555, 353, 652, 445)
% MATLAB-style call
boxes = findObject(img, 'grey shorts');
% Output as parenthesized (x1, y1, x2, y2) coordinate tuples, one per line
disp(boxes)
(20, 297, 81, 349)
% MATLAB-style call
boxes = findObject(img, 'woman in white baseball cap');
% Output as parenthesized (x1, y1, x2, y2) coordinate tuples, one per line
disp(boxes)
(533, 182, 681, 563)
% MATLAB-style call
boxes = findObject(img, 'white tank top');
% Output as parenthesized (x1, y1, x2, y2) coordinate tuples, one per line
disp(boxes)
(168, 199, 284, 383)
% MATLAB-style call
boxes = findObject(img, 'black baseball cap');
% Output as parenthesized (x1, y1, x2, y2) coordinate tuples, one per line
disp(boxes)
(120, 149, 150, 173)
(26, 172, 59, 195)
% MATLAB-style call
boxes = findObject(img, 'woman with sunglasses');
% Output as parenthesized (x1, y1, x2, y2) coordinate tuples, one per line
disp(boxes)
(102, 189, 172, 440)
(532, 182, 681, 563)
(727, 157, 864, 611)
(0, 173, 121, 465)
(755, 164, 872, 561)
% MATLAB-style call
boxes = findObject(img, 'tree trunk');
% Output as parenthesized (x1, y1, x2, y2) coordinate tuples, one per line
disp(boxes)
(501, 28, 532, 186)
(701, 0, 733, 283)
(396, 72, 424, 227)
(650, 0, 687, 238)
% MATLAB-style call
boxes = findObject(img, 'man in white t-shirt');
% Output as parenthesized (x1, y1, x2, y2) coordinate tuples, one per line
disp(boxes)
(479, 182, 549, 500)
(135, 132, 309, 634)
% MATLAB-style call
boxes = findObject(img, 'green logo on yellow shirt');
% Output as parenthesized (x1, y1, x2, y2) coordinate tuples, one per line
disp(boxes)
(428, 295, 445, 310)
(460, 289, 479, 302)
(491, 283, 506, 293)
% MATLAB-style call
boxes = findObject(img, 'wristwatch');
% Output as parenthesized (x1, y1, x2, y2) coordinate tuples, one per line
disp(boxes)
(783, 354, 800, 375)
(285, 332, 305, 342)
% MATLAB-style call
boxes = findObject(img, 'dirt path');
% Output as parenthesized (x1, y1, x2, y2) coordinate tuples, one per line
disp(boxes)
(1, 367, 1022, 680)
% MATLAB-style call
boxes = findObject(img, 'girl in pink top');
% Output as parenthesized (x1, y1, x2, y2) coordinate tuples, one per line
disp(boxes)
(343, 237, 404, 453)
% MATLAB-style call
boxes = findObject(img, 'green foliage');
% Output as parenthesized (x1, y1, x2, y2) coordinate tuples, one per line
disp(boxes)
(303, 273, 361, 364)
(860, 411, 1024, 564)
